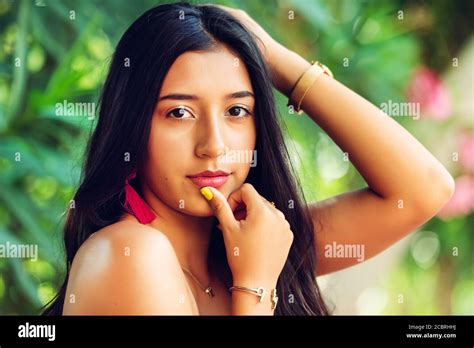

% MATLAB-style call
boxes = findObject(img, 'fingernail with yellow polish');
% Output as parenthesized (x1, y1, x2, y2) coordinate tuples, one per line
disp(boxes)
(200, 187, 213, 201)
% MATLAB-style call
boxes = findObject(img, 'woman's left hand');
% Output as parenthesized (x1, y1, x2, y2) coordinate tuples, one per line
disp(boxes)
(213, 4, 283, 66)
(211, 4, 301, 95)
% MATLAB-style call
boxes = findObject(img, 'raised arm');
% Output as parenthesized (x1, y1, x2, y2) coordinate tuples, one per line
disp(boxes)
(214, 5, 454, 275)
(269, 45, 454, 275)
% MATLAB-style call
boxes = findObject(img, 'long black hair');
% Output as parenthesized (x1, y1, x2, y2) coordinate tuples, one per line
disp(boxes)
(42, 2, 329, 315)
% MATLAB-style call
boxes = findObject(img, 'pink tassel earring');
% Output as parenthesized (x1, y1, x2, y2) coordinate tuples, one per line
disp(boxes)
(123, 171, 156, 224)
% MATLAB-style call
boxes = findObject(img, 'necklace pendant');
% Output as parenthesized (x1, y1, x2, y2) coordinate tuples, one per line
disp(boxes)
(205, 287, 215, 298)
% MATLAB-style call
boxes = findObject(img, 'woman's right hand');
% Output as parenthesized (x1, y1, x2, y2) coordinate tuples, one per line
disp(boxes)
(200, 183, 294, 288)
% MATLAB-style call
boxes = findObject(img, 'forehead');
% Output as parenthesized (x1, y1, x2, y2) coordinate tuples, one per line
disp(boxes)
(159, 44, 253, 97)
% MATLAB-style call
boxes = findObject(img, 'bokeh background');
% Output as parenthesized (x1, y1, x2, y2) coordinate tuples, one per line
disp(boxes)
(0, 0, 473, 314)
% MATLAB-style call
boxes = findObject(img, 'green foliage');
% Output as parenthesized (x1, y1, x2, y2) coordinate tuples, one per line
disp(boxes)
(0, 0, 472, 314)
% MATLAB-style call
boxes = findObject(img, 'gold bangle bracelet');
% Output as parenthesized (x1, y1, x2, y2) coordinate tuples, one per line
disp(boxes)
(230, 286, 266, 302)
(229, 286, 279, 310)
(287, 61, 333, 115)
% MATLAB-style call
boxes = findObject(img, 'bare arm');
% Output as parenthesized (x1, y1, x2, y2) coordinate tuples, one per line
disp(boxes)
(214, 5, 454, 276)
(213, 5, 455, 277)
(63, 220, 276, 315)
(63, 222, 196, 315)
(269, 45, 454, 275)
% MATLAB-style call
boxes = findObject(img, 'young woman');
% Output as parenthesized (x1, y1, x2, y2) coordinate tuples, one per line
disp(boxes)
(42, 2, 454, 316)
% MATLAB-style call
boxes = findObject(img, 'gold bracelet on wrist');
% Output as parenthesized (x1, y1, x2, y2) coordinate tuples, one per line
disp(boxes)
(229, 286, 279, 310)
(287, 60, 333, 115)
(230, 285, 266, 302)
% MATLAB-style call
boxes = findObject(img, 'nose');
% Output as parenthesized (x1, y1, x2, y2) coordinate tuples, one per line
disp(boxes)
(195, 113, 227, 159)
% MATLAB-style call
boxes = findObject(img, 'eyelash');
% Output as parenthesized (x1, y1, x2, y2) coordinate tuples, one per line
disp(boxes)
(166, 106, 252, 121)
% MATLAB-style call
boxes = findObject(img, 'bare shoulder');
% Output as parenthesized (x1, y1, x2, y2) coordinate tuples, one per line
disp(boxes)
(63, 220, 195, 315)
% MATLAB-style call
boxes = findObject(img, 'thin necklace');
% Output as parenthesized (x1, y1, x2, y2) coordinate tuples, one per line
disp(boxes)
(181, 267, 215, 298)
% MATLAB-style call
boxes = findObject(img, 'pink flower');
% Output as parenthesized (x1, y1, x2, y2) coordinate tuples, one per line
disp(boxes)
(459, 133, 474, 173)
(438, 175, 474, 219)
(407, 67, 452, 120)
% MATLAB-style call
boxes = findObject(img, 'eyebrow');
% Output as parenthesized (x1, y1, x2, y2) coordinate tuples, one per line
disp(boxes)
(158, 90, 255, 101)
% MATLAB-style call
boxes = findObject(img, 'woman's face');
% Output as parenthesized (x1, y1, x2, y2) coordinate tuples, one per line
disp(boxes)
(143, 44, 256, 217)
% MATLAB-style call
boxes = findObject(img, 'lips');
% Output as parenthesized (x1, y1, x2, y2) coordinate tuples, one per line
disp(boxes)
(187, 170, 231, 188)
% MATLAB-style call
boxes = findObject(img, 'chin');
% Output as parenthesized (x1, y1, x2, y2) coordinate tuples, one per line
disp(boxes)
(176, 200, 216, 218)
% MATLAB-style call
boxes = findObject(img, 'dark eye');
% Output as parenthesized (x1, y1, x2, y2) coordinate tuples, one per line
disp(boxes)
(227, 106, 251, 118)
(167, 107, 192, 119)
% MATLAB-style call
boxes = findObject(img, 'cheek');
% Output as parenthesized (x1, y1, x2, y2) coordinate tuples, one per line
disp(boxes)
(142, 118, 256, 215)
(142, 123, 195, 209)
(227, 119, 256, 151)
(146, 123, 190, 179)
(227, 123, 256, 187)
